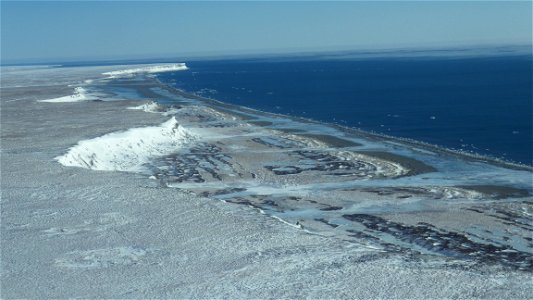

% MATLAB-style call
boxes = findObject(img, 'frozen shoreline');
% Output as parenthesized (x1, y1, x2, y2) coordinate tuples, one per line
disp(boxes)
(1, 64, 532, 298)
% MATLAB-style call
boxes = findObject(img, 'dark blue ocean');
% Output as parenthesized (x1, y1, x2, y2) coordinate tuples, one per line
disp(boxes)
(157, 54, 532, 165)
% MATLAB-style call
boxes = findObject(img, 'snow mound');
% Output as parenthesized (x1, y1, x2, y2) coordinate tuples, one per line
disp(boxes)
(56, 117, 196, 171)
(102, 63, 188, 77)
(39, 87, 97, 103)
(127, 101, 181, 116)
(127, 101, 164, 113)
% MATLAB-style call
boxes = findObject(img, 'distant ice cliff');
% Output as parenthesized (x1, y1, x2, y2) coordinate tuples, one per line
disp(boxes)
(102, 63, 188, 77)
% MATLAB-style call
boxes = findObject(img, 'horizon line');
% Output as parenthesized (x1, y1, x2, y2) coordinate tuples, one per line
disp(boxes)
(1, 43, 531, 67)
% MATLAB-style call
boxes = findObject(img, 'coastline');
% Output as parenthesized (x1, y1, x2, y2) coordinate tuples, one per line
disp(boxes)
(154, 76, 533, 173)
(146, 75, 533, 197)
(2, 64, 532, 298)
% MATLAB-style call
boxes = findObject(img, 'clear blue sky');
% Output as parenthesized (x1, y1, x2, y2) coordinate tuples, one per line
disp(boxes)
(1, 1, 531, 63)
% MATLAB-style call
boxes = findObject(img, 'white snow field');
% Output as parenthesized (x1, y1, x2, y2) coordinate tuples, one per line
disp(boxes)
(1, 65, 532, 299)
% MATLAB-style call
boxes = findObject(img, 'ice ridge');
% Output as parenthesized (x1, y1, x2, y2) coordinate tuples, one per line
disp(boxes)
(39, 87, 96, 103)
(56, 117, 196, 172)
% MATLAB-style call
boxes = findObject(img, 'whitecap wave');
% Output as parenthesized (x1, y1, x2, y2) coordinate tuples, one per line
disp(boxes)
(56, 117, 196, 172)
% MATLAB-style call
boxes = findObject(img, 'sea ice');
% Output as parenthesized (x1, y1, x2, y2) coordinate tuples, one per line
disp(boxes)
(3, 64, 533, 299)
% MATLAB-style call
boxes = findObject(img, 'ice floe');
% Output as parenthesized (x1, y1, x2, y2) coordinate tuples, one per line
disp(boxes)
(102, 63, 188, 78)
(38, 87, 97, 103)
(56, 117, 196, 171)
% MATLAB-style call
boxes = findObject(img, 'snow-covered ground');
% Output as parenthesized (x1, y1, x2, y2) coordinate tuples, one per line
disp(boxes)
(1, 65, 532, 299)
